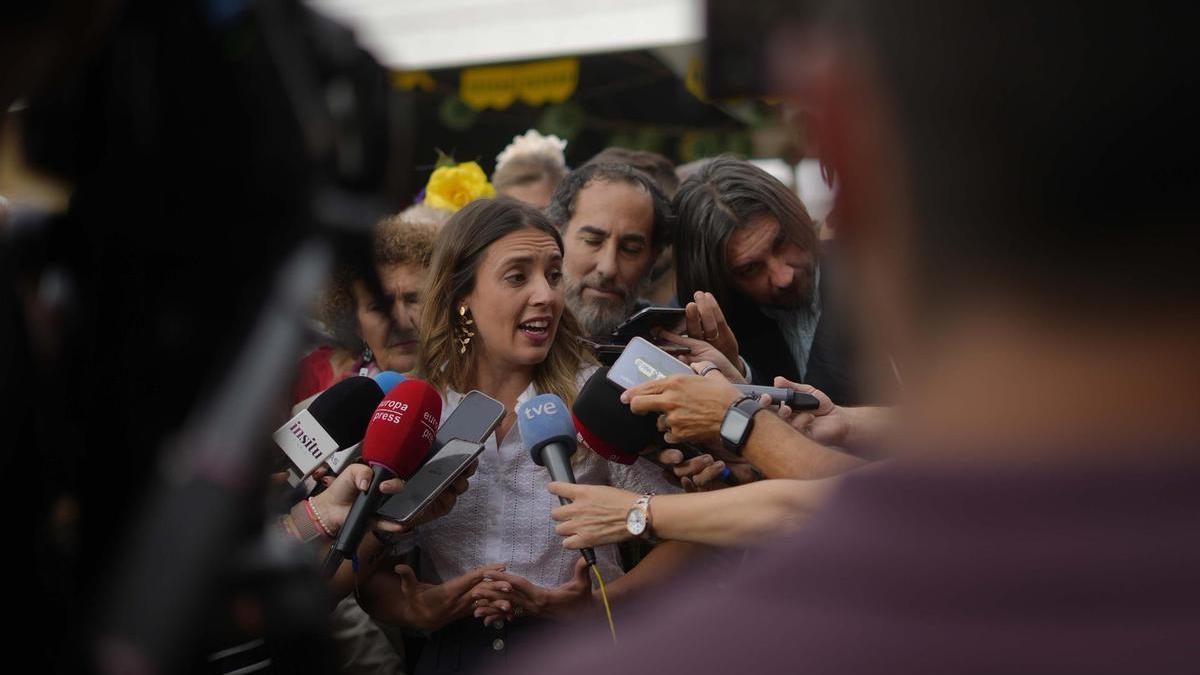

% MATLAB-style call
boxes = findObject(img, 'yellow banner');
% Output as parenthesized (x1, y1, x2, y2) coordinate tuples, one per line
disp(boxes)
(392, 70, 437, 92)
(460, 58, 579, 111)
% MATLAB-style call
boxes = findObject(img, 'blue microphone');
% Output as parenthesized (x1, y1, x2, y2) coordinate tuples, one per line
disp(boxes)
(517, 394, 597, 566)
(372, 371, 406, 394)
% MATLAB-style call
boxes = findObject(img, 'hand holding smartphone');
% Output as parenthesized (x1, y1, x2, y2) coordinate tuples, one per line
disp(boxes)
(374, 390, 505, 524)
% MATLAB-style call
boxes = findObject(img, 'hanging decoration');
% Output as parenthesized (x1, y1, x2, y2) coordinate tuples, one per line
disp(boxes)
(459, 58, 579, 111)
(685, 56, 708, 103)
(391, 70, 437, 93)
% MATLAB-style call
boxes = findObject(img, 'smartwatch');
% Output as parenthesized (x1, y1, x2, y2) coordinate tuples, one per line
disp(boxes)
(720, 396, 765, 454)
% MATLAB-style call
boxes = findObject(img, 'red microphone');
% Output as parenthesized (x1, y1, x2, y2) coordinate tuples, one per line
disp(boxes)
(361, 379, 442, 478)
(323, 379, 441, 577)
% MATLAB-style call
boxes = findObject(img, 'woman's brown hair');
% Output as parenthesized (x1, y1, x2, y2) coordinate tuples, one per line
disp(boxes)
(417, 197, 592, 405)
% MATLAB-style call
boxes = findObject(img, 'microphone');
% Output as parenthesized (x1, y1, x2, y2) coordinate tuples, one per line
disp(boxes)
(572, 367, 657, 465)
(322, 372, 408, 475)
(517, 393, 597, 567)
(273, 374, 404, 479)
(322, 379, 441, 578)
(371, 370, 407, 394)
(573, 367, 739, 484)
(733, 384, 819, 411)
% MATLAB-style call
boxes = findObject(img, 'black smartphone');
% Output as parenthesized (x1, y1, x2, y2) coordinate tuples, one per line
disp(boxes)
(580, 336, 690, 367)
(375, 390, 504, 520)
(374, 439, 485, 524)
(611, 306, 686, 340)
(426, 390, 505, 464)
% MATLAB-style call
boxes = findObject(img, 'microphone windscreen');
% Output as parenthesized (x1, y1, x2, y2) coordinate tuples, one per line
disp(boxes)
(361, 379, 442, 478)
(372, 371, 406, 394)
(516, 394, 576, 466)
(306, 376, 387, 448)
(572, 367, 657, 465)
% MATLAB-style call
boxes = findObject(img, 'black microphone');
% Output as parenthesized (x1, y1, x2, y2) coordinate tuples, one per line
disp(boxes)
(517, 393, 597, 566)
(273, 375, 394, 480)
(733, 384, 820, 411)
(573, 368, 742, 485)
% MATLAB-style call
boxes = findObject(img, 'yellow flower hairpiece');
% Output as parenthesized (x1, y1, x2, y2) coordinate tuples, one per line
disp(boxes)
(423, 161, 496, 213)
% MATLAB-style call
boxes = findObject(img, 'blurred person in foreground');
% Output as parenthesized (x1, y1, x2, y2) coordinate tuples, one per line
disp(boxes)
(498, 2, 1200, 673)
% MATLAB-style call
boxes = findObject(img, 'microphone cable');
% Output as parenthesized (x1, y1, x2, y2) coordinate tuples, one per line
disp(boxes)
(591, 565, 617, 644)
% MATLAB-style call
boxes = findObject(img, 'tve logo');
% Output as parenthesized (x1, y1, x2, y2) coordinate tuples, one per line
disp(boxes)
(522, 400, 559, 419)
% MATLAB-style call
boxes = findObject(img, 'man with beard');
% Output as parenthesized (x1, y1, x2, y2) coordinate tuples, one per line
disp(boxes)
(547, 162, 673, 336)
(674, 155, 869, 405)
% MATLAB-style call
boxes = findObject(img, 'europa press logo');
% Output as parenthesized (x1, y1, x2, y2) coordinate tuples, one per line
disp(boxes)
(372, 399, 410, 424)
(420, 409, 437, 443)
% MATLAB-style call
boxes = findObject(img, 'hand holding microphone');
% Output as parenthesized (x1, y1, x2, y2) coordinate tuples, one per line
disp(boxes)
(548, 482, 642, 549)
(292, 464, 409, 539)
(322, 379, 442, 578)
(517, 393, 597, 567)
(619, 366, 743, 448)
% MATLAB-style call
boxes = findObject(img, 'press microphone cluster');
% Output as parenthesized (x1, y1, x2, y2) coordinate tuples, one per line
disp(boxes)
(273, 372, 406, 484)
(321, 379, 441, 578)
(517, 394, 598, 567)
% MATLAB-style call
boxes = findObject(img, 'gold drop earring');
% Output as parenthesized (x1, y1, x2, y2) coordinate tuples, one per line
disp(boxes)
(457, 305, 475, 353)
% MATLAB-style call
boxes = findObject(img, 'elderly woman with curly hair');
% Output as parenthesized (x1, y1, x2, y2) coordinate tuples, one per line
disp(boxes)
(294, 215, 439, 404)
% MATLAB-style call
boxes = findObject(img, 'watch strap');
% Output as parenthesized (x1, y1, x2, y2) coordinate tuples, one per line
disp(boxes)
(636, 494, 660, 544)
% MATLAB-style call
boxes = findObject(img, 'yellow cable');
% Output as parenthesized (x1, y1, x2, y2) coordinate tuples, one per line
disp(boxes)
(591, 565, 617, 644)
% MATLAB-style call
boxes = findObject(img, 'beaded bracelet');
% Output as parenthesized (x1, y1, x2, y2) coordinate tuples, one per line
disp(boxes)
(304, 497, 335, 539)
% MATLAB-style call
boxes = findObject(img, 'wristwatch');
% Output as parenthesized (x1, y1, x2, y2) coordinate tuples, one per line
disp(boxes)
(625, 494, 659, 543)
(720, 396, 765, 454)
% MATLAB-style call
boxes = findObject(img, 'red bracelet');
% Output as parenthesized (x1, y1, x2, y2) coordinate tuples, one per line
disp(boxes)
(303, 498, 334, 539)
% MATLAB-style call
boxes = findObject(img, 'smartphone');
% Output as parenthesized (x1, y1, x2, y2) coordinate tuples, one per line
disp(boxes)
(611, 306, 686, 340)
(606, 336, 693, 390)
(374, 439, 485, 524)
(425, 389, 505, 467)
(581, 336, 690, 366)
(374, 390, 504, 521)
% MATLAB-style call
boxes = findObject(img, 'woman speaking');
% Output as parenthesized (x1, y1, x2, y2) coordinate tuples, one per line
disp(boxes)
(360, 198, 692, 673)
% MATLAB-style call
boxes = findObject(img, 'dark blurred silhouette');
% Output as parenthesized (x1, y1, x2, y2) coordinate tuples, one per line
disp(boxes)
(4, 1, 410, 672)
(495, 1, 1200, 673)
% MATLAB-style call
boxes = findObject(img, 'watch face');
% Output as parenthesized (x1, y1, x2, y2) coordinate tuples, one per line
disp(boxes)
(626, 508, 647, 536)
(720, 411, 751, 446)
